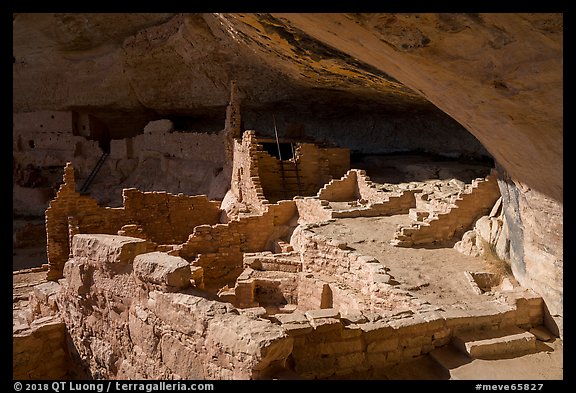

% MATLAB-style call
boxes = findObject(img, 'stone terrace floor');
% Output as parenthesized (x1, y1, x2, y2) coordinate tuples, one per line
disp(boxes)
(309, 214, 517, 314)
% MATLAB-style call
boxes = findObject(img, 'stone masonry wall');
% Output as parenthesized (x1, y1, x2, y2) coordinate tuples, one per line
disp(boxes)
(14, 113, 230, 216)
(291, 224, 421, 314)
(257, 148, 287, 202)
(292, 143, 349, 196)
(121, 188, 222, 244)
(280, 223, 544, 379)
(13, 111, 102, 215)
(256, 144, 350, 203)
(230, 131, 268, 213)
(296, 274, 370, 313)
(229, 131, 350, 211)
(45, 163, 125, 280)
(29, 221, 545, 380)
(106, 121, 229, 204)
(178, 201, 297, 286)
(126, 128, 225, 164)
(13, 110, 101, 175)
(295, 169, 416, 222)
(45, 163, 222, 280)
(14, 132, 101, 167)
(294, 198, 334, 224)
(317, 170, 358, 201)
(330, 191, 416, 219)
(273, 290, 542, 379)
(52, 234, 293, 379)
(356, 169, 394, 203)
(392, 170, 501, 247)
(13, 316, 69, 380)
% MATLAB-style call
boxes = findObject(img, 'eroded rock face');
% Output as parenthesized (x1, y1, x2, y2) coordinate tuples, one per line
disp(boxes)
(260, 13, 562, 202)
(497, 175, 563, 337)
(56, 234, 293, 379)
(13, 13, 486, 154)
(13, 12, 562, 198)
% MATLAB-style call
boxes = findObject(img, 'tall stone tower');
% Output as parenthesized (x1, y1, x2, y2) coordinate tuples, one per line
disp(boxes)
(225, 80, 241, 139)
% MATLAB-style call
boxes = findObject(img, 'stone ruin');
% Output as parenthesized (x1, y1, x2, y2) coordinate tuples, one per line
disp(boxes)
(13, 77, 559, 380)
(12, 13, 563, 381)
(13, 123, 554, 379)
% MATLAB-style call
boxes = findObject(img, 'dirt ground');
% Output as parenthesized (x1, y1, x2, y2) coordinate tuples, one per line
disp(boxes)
(311, 215, 512, 313)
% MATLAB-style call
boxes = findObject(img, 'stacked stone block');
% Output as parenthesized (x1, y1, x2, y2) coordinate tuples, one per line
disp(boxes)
(392, 170, 501, 247)
(16, 228, 546, 380)
(128, 127, 225, 164)
(291, 225, 420, 313)
(230, 131, 268, 211)
(317, 170, 358, 201)
(296, 169, 416, 220)
(234, 131, 350, 207)
(45, 163, 223, 280)
(272, 287, 543, 379)
(13, 316, 68, 380)
(48, 233, 293, 379)
(177, 201, 297, 287)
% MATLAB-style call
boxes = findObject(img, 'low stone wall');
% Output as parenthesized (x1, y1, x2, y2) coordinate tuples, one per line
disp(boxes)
(317, 170, 358, 201)
(129, 128, 225, 163)
(277, 222, 544, 378)
(330, 191, 416, 218)
(291, 224, 426, 314)
(178, 201, 297, 286)
(45, 163, 223, 280)
(271, 290, 542, 379)
(13, 316, 68, 380)
(392, 171, 501, 246)
(294, 198, 334, 224)
(298, 169, 416, 221)
(52, 234, 293, 379)
(233, 268, 300, 309)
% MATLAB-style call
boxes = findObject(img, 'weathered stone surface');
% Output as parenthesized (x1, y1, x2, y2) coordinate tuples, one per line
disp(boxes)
(281, 323, 314, 336)
(529, 326, 553, 342)
(205, 312, 294, 374)
(453, 327, 537, 359)
(366, 337, 399, 353)
(454, 230, 482, 257)
(72, 234, 149, 265)
(160, 333, 205, 379)
(341, 311, 368, 325)
(274, 312, 309, 325)
(128, 306, 160, 357)
(305, 308, 340, 320)
(29, 281, 61, 318)
(149, 291, 228, 336)
(498, 175, 563, 337)
(13, 315, 68, 380)
(133, 252, 191, 288)
(264, 13, 562, 202)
